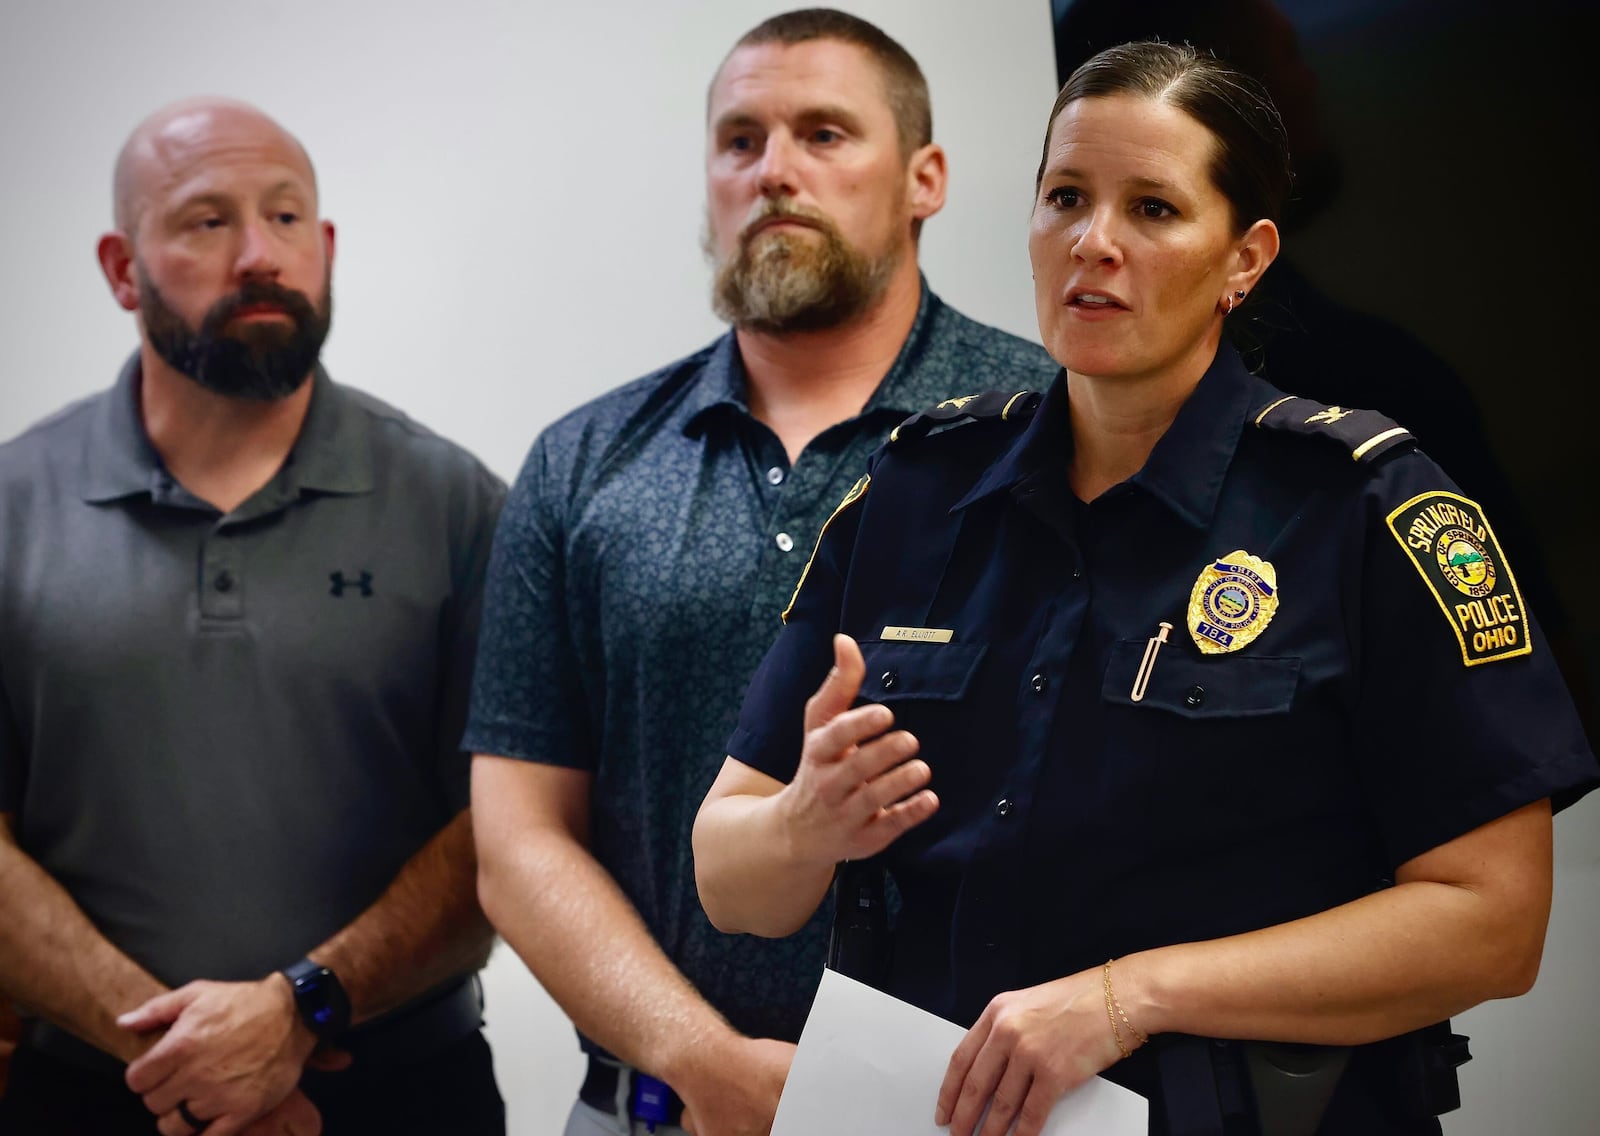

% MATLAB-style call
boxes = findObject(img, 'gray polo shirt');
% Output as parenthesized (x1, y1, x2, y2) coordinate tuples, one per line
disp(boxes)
(0, 357, 504, 987)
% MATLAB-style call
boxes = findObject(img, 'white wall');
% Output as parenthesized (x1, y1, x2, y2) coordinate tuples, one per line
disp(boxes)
(0, 2, 1591, 1133)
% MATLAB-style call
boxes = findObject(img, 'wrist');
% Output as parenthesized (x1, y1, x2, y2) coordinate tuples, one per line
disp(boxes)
(771, 786, 834, 875)
(654, 1021, 744, 1096)
(263, 973, 319, 1053)
(1110, 951, 1167, 1040)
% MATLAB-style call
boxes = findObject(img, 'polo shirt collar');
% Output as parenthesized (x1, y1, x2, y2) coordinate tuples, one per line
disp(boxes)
(682, 276, 955, 436)
(80, 353, 165, 503)
(953, 343, 1263, 529)
(79, 354, 373, 504)
(285, 367, 375, 495)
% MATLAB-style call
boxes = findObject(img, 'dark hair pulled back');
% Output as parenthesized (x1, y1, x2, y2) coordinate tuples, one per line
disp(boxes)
(1037, 41, 1291, 232)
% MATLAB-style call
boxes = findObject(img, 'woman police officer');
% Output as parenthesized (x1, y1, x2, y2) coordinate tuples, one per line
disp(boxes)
(692, 42, 1596, 1136)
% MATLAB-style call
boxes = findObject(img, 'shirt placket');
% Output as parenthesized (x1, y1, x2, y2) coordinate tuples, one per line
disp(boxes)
(953, 500, 1089, 1009)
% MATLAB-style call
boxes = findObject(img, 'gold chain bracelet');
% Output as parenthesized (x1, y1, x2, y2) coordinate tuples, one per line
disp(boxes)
(1103, 959, 1148, 1052)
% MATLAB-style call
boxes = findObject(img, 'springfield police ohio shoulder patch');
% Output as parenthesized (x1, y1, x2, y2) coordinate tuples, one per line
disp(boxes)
(1386, 491, 1531, 666)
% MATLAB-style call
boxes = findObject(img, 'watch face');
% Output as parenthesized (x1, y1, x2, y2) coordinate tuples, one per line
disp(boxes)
(289, 964, 351, 1037)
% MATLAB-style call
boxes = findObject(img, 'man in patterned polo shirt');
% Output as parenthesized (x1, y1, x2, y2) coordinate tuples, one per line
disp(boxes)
(467, 9, 1056, 1136)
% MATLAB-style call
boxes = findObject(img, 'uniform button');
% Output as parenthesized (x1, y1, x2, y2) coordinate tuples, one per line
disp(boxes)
(213, 571, 235, 593)
(1184, 684, 1206, 708)
(880, 671, 898, 692)
(995, 798, 1013, 818)
(1071, 567, 1082, 579)
(1030, 672, 1048, 694)
(766, 466, 785, 486)
(775, 532, 795, 552)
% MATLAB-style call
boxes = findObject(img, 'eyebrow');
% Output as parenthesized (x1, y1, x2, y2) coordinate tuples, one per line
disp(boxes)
(1043, 166, 1176, 192)
(713, 104, 866, 134)
(170, 180, 309, 214)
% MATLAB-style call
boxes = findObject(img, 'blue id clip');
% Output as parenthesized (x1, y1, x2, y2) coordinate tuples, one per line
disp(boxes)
(630, 1072, 673, 1132)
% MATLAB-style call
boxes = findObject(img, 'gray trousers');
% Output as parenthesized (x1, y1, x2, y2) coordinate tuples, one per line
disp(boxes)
(562, 1099, 688, 1135)
(562, 1061, 688, 1136)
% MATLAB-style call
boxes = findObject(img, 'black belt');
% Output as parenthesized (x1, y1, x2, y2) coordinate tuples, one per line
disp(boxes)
(579, 1054, 685, 1126)
(22, 974, 484, 1077)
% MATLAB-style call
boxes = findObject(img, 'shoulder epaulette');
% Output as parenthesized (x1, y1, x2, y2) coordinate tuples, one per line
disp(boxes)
(1252, 395, 1413, 463)
(889, 390, 1041, 445)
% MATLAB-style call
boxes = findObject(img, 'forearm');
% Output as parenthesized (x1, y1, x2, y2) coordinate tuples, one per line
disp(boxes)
(478, 821, 735, 1084)
(693, 788, 835, 938)
(0, 832, 166, 1060)
(1121, 803, 1553, 1045)
(309, 809, 494, 1023)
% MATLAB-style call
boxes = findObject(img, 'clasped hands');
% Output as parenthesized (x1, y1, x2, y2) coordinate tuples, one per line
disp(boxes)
(118, 975, 349, 1136)
(784, 635, 1142, 1136)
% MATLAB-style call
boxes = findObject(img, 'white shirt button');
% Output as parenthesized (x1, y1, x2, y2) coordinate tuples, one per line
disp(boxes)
(766, 466, 785, 486)
(775, 532, 795, 552)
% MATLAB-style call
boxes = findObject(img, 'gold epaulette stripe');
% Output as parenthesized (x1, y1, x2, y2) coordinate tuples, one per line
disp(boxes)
(1001, 391, 1032, 420)
(1253, 395, 1297, 426)
(781, 475, 870, 624)
(1352, 426, 1409, 461)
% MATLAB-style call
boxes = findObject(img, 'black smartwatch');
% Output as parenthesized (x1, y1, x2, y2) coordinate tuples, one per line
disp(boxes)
(280, 958, 352, 1039)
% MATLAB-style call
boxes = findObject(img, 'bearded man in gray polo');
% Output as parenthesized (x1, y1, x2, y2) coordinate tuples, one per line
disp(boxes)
(0, 98, 505, 1136)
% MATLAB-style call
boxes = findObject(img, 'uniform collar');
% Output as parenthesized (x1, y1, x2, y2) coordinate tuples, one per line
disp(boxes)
(954, 344, 1267, 529)
(683, 276, 955, 436)
(80, 354, 373, 504)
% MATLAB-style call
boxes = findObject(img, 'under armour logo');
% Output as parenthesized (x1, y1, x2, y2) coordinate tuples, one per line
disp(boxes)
(329, 571, 374, 598)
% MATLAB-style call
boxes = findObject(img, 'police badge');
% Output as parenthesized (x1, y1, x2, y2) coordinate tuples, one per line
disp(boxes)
(1188, 551, 1280, 654)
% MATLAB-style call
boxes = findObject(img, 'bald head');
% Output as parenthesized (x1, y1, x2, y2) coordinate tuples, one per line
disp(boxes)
(113, 97, 317, 236)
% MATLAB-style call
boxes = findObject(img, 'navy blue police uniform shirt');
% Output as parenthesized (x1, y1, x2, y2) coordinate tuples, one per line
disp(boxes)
(728, 345, 1597, 1131)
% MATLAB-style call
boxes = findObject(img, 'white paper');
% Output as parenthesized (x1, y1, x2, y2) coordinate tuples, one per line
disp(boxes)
(773, 969, 1148, 1135)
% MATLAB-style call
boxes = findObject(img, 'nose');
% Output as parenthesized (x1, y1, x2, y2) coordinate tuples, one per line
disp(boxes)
(1071, 206, 1122, 266)
(234, 219, 282, 280)
(756, 131, 800, 199)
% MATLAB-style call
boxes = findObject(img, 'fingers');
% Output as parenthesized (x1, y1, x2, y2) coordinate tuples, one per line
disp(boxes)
(976, 1059, 1034, 1136)
(305, 1045, 352, 1072)
(936, 1010, 992, 1127)
(801, 634, 866, 734)
(679, 1106, 699, 1136)
(857, 790, 938, 856)
(126, 1028, 186, 1096)
(119, 986, 195, 1034)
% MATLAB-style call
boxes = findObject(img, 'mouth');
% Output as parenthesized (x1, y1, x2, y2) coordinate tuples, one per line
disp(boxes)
(229, 303, 292, 321)
(747, 216, 821, 240)
(1066, 288, 1129, 311)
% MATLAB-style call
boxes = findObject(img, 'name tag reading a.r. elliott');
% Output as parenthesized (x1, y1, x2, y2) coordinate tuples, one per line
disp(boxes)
(880, 626, 954, 643)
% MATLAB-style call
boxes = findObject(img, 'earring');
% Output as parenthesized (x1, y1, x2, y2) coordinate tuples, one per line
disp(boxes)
(1225, 289, 1246, 315)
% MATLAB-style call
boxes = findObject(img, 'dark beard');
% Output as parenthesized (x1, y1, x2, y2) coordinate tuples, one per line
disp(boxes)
(707, 199, 901, 335)
(138, 263, 332, 401)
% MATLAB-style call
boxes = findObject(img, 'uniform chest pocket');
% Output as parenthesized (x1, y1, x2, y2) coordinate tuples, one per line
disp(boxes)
(1100, 638, 1299, 718)
(858, 640, 986, 702)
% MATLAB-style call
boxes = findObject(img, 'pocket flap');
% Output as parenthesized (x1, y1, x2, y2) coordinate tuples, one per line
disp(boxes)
(858, 640, 986, 701)
(1101, 639, 1299, 718)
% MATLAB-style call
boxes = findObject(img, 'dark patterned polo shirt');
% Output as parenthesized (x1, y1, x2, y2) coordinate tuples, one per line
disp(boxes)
(464, 285, 1057, 1053)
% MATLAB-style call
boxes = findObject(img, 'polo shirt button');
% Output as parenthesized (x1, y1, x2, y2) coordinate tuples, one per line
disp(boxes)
(766, 466, 785, 486)
(775, 532, 794, 552)
(1184, 684, 1206, 708)
(1030, 672, 1048, 694)
(995, 798, 1013, 818)
(213, 570, 235, 593)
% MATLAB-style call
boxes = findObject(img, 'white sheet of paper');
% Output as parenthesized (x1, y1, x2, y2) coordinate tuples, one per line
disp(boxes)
(772, 969, 1148, 1136)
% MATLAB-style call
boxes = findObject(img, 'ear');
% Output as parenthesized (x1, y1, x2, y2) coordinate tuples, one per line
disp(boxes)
(320, 219, 337, 269)
(1226, 218, 1280, 303)
(96, 232, 140, 312)
(906, 142, 948, 225)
